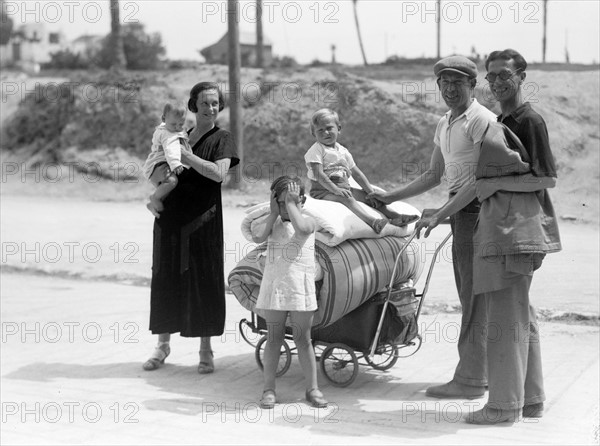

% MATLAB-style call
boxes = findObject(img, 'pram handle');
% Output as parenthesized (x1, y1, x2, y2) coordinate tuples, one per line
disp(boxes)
(368, 230, 452, 358)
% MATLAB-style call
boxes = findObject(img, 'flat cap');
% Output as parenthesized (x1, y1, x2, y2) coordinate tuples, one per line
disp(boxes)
(433, 55, 478, 78)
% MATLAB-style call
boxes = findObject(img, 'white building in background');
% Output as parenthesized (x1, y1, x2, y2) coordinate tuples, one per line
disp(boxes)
(0, 23, 67, 72)
(70, 34, 104, 59)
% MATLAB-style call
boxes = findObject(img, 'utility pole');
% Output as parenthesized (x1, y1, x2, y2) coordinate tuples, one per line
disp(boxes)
(437, 0, 441, 59)
(109, 0, 126, 69)
(256, 0, 263, 68)
(228, 0, 243, 187)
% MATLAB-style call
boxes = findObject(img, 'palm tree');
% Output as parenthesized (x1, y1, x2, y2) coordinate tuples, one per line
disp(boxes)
(0, 0, 14, 46)
(352, 0, 368, 66)
(109, 0, 126, 69)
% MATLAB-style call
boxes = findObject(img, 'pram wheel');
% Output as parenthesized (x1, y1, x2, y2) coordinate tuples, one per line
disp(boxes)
(364, 343, 399, 371)
(239, 318, 261, 348)
(255, 335, 292, 377)
(395, 334, 422, 358)
(320, 343, 359, 387)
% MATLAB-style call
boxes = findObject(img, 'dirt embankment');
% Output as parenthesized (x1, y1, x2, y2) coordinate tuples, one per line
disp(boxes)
(1, 64, 598, 223)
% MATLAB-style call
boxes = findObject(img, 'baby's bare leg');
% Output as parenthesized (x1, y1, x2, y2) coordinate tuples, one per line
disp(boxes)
(147, 167, 178, 218)
(153, 174, 178, 202)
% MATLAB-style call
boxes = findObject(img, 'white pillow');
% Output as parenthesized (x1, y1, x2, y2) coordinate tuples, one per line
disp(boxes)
(240, 196, 420, 247)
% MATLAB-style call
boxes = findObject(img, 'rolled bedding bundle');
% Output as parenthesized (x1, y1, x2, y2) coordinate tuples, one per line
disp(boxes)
(228, 235, 424, 329)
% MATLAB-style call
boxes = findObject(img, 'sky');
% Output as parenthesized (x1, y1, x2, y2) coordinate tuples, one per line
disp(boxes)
(4, 0, 600, 65)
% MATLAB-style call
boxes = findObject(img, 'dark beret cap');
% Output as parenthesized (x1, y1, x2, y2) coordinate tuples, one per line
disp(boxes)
(434, 56, 478, 78)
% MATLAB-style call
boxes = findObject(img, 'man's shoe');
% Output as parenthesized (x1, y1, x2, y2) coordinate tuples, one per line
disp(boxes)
(426, 380, 485, 399)
(522, 402, 544, 418)
(465, 406, 521, 425)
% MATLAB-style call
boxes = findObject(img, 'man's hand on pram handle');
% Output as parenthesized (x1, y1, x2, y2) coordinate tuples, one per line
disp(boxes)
(415, 208, 441, 239)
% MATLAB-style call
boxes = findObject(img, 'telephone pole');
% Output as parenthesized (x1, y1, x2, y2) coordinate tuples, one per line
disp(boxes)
(228, 0, 243, 186)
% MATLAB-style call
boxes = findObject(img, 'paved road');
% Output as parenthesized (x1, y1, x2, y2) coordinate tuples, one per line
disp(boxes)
(2, 195, 598, 315)
(1, 273, 598, 445)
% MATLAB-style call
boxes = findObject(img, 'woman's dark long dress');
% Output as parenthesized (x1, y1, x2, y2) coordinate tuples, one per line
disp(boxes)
(149, 127, 239, 337)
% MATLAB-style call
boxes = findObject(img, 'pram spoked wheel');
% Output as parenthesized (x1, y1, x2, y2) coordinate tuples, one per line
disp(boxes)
(255, 335, 292, 377)
(319, 343, 359, 387)
(239, 318, 260, 348)
(364, 342, 399, 371)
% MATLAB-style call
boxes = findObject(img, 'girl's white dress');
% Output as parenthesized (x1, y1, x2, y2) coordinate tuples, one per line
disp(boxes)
(255, 218, 317, 312)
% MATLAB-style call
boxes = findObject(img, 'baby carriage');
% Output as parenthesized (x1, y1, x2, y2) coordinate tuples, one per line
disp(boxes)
(231, 231, 452, 387)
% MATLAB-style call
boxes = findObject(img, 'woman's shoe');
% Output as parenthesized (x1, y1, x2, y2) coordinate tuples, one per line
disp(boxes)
(260, 389, 276, 409)
(143, 343, 170, 371)
(198, 350, 214, 374)
(305, 388, 328, 408)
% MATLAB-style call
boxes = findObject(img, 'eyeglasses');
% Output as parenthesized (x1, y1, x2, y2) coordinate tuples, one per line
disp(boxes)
(485, 68, 522, 83)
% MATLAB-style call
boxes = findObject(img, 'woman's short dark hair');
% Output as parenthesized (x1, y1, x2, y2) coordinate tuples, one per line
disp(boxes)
(485, 49, 528, 72)
(188, 82, 225, 113)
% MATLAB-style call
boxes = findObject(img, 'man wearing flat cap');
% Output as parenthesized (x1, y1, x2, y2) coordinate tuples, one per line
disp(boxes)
(369, 55, 495, 399)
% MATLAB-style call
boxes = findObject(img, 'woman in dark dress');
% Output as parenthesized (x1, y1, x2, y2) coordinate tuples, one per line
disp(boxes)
(143, 82, 239, 373)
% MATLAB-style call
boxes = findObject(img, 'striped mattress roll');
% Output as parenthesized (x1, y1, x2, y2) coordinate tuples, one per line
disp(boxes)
(227, 236, 423, 329)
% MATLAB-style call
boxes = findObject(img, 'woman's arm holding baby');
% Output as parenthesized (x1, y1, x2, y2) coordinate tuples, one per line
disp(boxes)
(181, 152, 231, 183)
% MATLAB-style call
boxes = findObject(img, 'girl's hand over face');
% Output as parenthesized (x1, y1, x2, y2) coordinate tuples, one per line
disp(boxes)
(285, 183, 301, 205)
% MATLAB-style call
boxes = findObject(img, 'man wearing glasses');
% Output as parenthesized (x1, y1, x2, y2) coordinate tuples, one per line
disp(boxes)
(369, 55, 495, 399)
(461, 48, 562, 424)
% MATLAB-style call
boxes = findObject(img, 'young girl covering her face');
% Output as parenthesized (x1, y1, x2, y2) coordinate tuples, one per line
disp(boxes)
(252, 176, 328, 409)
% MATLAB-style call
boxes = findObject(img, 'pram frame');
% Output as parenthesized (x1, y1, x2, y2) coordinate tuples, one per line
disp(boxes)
(237, 231, 453, 387)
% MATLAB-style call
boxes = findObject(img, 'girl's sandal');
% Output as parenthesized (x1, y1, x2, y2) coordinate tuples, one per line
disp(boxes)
(143, 343, 170, 371)
(305, 388, 328, 408)
(198, 350, 214, 374)
(260, 389, 276, 409)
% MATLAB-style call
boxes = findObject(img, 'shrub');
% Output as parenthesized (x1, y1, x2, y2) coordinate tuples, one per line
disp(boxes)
(43, 49, 90, 70)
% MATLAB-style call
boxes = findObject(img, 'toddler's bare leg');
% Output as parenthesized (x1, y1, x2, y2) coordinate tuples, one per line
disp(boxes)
(147, 174, 178, 218)
(319, 193, 388, 234)
(352, 189, 418, 227)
